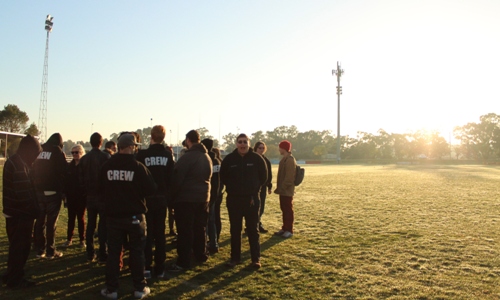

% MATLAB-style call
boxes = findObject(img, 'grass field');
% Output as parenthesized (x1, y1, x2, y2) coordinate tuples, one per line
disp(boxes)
(1, 164, 500, 299)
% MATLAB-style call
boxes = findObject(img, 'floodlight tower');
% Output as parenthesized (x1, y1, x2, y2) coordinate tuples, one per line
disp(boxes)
(38, 14, 54, 143)
(332, 61, 344, 164)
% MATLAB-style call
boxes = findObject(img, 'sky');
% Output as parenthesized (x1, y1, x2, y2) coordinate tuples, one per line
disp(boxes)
(1, 0, 499, 145)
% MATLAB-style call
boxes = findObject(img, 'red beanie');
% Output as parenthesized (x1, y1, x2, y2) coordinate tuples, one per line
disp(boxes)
(279, 140, 292, 152)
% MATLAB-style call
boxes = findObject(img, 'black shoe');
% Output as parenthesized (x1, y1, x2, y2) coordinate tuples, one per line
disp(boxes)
(166, 263, 185, 272)
(225, 260, 241, 268)
(87, 254, 97, 262)
(10, 279, 36, 289)
(259, 226, 268, 233)
(209, 247, 219, 255)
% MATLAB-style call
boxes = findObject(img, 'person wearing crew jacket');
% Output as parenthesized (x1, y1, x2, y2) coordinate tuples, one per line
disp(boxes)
(79, 132, 110, 263)
(200, 138, 221, 254)
(99, 134, 157, 299)
(220, 133, 268, 269)
(2, 134, 42, 289)
(136, 125, 175, 278)
(167, 130, 212, 271)
(33, 132, 67, 259)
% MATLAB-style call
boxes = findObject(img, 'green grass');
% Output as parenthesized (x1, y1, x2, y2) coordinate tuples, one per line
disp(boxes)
(1, 164, 500, 299)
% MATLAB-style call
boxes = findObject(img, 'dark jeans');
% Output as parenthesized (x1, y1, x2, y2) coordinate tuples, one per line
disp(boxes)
(145, 196, 167, 274)
(207, 201, 218, 250)
(168, 205, 175, 233)
(34, 192, 62, 256)
(279, 195, 294, 233)
(226, 194, 260, 263)
(214, 193, 223, 239)
(106, 215, 147, 293)
(174, 202, 209, 268)
(3, 216, 35, 287)
(67, 199, 86, 242)
(259, 188, 267, 226)
(86, 195, 107, 259)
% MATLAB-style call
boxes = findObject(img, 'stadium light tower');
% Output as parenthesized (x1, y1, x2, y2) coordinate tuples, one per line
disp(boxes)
(332, 61, 344, 164)
(38, 14, 54, 143)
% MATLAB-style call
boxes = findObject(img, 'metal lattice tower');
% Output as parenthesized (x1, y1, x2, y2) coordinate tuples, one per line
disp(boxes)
(332, 61, 344, 164)
(38, 14, 54, 143)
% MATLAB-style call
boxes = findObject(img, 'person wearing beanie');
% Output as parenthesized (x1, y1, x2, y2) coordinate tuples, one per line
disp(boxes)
(201, 138, 221, 254)
(220, 133, 268, 268)
(274, 140, 297, 238)
(2, 134, 42, 288)
(33, 132, 68, 259)
(167, 130, 212, 271)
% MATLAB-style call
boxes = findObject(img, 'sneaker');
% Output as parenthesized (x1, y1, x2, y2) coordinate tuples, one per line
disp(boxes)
(36, 252, 46, 258)
(156, 271, 165, 279)
(88, 254, 97, 263)
(79, 241, 86, 249)
(63, 240, 72, 247)
(225, 260, 241, 268)
(251, 261, 262, 269)
(259, 226, 269, 233)
(101, 288, 118, 299)
(165, 263, 184, 272)
(134, 286, 151, 299)
(282, 231, 293, 238)
(274, 230, 285, 236)
(46, 251, 63, 259)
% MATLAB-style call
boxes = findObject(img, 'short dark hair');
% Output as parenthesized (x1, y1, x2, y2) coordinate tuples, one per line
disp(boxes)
(186, 130, 200, 144)
(90, 132, 103, 148)
(105, 141, 116, 149)
(236, 133, 249, 142)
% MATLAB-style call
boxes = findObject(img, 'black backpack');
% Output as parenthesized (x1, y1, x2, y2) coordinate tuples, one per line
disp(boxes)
(294, 165, 305, 186)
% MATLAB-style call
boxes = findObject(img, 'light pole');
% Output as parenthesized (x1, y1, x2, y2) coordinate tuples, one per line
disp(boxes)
(38, 14, 54, 143)
(332, 61, 344, 164)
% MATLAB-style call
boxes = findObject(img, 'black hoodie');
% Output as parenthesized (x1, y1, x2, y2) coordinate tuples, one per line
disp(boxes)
(2, 134, 42, 217)
(33, 133, 68, 193)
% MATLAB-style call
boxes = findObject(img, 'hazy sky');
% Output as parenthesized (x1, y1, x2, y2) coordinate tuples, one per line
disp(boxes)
(2, 0, 499, 144)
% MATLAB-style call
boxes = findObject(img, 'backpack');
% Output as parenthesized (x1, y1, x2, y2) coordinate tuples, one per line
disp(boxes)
(294, 165, 305, 186)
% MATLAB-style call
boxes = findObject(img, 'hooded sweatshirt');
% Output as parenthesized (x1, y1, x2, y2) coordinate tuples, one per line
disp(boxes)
(33, 133, 68, 193)
(2, 134, 42, 217)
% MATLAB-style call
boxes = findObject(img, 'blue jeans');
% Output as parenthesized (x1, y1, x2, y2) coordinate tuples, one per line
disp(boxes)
(34, 192, 62, 256)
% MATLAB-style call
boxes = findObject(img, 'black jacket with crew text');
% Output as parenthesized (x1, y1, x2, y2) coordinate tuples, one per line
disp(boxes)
(99, 153, 157, 218)
(220, 148, 268, 198)
(33, 133, 67, 193)
(136, 144, 175, 205)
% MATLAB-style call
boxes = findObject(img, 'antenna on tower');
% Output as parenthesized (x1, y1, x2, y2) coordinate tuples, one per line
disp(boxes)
(38, 14, 54, 143)
(332, 61, 344, 164)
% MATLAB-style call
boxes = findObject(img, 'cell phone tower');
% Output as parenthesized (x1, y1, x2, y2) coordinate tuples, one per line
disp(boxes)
(332, 61, 344, 164)
(38, 14, 54, 143)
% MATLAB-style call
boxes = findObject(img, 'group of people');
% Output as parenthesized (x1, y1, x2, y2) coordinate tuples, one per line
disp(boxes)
(2, 126, 298, 299)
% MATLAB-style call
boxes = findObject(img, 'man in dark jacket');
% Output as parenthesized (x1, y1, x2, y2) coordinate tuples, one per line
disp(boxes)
(220, 133, 268, 268)
(2, 134, 41, 288)
(79, 132, 110, 262)
(99, 133, 157, 299)
(33, 132, 67, 259)
(167, 130, 212, 271)
(136, 125, 175, 278)
(201, 138, 221, 254)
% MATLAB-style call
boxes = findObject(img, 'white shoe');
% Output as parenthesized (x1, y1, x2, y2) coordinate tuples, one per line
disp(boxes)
(282, 231, 293, 238)
(101, 288, 117, 299)
(134, 286, 151, 299)
(274, 230, 285, 236)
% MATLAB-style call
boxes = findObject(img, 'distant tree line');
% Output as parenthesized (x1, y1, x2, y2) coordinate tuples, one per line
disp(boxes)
(1, 104, 498, 161)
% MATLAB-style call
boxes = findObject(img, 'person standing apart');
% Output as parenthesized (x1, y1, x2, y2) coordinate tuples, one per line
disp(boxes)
(136, 125, 175, 278)
(274, 140, 296, 238)
(100, 134, 157, 299)
(33, 133, 67, 259)
(80, 132, 110, 263)
(220, 134, 268, 268)
(168, 130, 212, 271)
(2, 135, 41, 288)
(64, 144, 87, 248)
(253, 141, 272, 233)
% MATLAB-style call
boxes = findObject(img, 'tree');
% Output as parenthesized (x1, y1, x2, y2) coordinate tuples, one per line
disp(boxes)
(24, 122, 40, 136)
(0, 104, 29, 133)
(453, 113, 500, 159)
